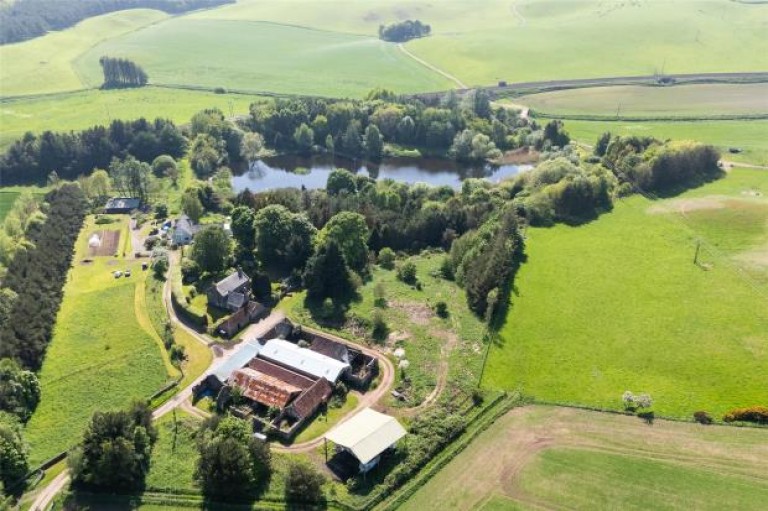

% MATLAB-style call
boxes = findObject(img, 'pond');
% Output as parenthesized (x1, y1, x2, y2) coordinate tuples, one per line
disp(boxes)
(231, 154, 531, 193)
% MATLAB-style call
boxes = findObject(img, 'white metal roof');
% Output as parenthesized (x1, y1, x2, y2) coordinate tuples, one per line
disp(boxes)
(325, 408, 406, 464)
(212, 339, 262, 381)
(260, 339, 349, 383)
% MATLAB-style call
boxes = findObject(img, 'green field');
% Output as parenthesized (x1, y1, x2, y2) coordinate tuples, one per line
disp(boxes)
(519, 83, 768, 118)
(403, 406, 768, 510)
(563, 119, 768, 166)
(190, 0, 768, 86)
(0, 191, 20, 221)
(0, 9, 168, 97)
(24, 216, 170, 465)
(0, 88, 263, 150)
(145, 411, 202, 492)
(482, 169, 768, 419)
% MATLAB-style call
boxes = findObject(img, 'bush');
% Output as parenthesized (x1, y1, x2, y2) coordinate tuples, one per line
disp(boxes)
(371, 311, 389, 343)
(378, 247, 396, 269)
(285, 461, 325, 503)
(396, 261, 417, 285)
(153, 256, 169, 280)
(693, 411, 713, 425)
(723, 406, 768, 424)
(434, 301, 448, 318)
(181, 259, 201, 283)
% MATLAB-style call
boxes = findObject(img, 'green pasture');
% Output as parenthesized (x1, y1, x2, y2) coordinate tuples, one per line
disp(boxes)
(74, 19, 451, 98)
(145, 411, 202, 492)
(403, 405, 768, 510)
(0, 88, 263, 150)
(24, 216, 170, 465)
(563, 119, 768, 166)
(0, 191, 20, 221)
(0, 9, 168, 96)
(518, 83, 768, 118)
(482, 170, 768, 419)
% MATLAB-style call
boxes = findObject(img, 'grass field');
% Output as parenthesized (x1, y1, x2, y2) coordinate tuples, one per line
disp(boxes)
(0, 88, 264, 150)
(73, 19, 451, 97)
(190, 0, 768, 86)
(563, 119, 768, 166)
(518, 83, 768, 118)
(403, 405, 768, 510)
(0, 191, 20, 221)
(283, 252, 487, 406)
(0, 9, 168, 97)
(481, 169, 768, 419)
(24, 215, 171, 465)
(145, 411, 202, 492)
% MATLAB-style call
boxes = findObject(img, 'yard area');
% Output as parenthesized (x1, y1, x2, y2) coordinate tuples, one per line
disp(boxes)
(403, 405, 768, 511)
(282, 252, 487, 407)
(23, 215, 172, 465)
(483, 169, 768, 419)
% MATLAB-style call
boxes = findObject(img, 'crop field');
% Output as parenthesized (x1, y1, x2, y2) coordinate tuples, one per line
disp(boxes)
(482, 169, 768, 419)
(0, 9, 168, 97)
(519, 83, 768, 118)
(73, 19, 451, 98)
(0, 88, 263, 150)
(190, 0, 768, 86)
(563, 119, 768, 166)
(403, 405, 768, 510)
(24, 216, 171, 466)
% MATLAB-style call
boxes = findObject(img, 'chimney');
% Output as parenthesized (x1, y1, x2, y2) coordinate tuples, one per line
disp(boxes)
(237, 266, 244, 278)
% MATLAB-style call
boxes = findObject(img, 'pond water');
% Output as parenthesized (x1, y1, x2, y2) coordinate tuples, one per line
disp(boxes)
(231, 154, 531, 193)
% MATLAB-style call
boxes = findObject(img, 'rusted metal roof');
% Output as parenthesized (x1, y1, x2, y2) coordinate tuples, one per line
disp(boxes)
(289, 377, 332, 419)
(230, 367, 302, 409)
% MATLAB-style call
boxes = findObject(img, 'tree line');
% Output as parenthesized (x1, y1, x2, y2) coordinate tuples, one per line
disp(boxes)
(99, 56, 148, 89)
(0, 0, 234, 44)
(0, 184, 88, 371)
(0, 118, 186, 185)
(378, 19, 431, 42)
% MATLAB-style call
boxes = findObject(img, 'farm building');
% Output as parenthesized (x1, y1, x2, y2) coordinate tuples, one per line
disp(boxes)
(104, 197, 141, 214)
(215, 301, 268, 339)
(325, 408, 406, 477)
(259, 339, 350, 384)
(207, 268, 251, 311)
(172, 214, 199, 245)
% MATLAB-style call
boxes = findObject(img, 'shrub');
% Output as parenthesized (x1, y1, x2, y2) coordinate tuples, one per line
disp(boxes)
(396, 261, 417, 285)
(153, 256, 169, 280)
(434, 301, 448, 318)
(723, 406, 768, 424)
(378, 247, 396, 269)
(285, 461, 325, 503)
(693, 411, 713, 425)
(371, 311, 389, 343)
(373, 282, 387, 308)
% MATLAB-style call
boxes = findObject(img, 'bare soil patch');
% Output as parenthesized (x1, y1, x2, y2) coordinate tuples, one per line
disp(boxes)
(88, 230, 120, 256)
(390, 300, 433, 325)
(647, 197, 725, 215)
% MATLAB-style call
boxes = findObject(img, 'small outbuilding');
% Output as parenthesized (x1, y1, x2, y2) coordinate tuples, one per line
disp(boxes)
(104, 197, 141, 214)
(324, 408, 406, 475)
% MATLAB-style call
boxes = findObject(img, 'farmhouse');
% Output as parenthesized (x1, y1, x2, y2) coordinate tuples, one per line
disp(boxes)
(172, 215, 199, 245)
(207, 268, 251, 311)
(325, 408, 406, 477)
(104, 197, 141, 214)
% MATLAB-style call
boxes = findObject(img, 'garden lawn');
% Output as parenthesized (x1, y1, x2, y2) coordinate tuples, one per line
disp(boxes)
(518, 83, 768, 118)
(404, 406, 768, 511)
(482, 183, 768, 419)
(562, 119, 768, 167)
(0, 88, 264, 150)
(24, 215, 170, 465)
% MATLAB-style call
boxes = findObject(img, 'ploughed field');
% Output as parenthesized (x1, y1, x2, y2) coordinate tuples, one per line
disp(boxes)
(402, 405, 768, 510)
(483, 169, 768, 419)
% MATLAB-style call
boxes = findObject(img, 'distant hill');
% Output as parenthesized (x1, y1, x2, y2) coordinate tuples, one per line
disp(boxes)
(0, 0, 234, 44)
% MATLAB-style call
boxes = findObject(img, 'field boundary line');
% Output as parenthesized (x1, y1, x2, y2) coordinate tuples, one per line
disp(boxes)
(397, 43, 467, 90)
(528, 111, 768, 122)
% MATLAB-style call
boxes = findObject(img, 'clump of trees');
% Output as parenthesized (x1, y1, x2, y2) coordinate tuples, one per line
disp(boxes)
(190, 225, 232, 274)
(0, 118, 186, 185)
(0, 359, 40, 422)
(0, 0, 234, 44)
(0, 185, 87, 370)
(0, 412, 29, 497)
(99, 56, 147, 88)
(195, 415, 271, 500)
(284, 460, 325, 504)
(378, 20, 431, 42)
(68, 401, 156, 492)
(0, 192, 45, 276)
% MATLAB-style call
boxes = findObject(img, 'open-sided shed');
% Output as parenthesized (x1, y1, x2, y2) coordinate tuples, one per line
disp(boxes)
(324, 408, 406, 474)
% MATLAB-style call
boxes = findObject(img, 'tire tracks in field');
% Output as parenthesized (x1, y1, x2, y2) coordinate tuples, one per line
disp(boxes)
(397, 43, 468, 90)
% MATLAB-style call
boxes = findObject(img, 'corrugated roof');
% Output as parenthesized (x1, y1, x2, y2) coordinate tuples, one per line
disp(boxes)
(248, 358, 315, 390)
(325, 408, 406, 464)
(212, 340, 262, 381)
(260, 339, 349, 383)
(230, 368, 301, 408)
(289, 377, 332, 419)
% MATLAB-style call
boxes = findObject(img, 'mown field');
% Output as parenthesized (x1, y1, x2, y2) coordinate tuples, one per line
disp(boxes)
(403, 405, 768, 510)
(24, 215, 171, 466)
(519, 83, 768, 118)
(482, 169, 768, 419)
(0, 88, 263, 150)
(563, 119, 768, 166)
(190, 0, 768, 86)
